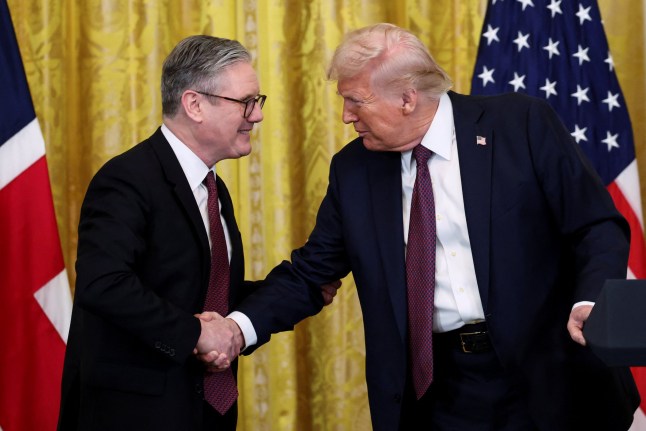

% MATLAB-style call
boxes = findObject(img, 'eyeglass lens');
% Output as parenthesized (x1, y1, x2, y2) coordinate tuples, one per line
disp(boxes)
(244, 95, 266, 118)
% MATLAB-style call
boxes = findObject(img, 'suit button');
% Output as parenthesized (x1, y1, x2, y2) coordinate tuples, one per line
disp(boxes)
(195, 383, 203, 394)
(393, 393, 402, 403)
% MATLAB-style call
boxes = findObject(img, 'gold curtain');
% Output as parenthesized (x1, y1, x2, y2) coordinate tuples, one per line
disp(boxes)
(8, 0, 645, 429)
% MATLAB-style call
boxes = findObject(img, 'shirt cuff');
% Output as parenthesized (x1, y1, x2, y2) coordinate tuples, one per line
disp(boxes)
(573, 301, 595, 309)
(227, 311, 257, 352)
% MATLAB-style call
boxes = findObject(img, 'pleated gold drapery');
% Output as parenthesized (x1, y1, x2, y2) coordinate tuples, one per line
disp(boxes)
(8, 1, 646, 430)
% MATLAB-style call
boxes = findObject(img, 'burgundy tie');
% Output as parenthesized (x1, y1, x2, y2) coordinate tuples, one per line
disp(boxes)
(406, 145, 436, 399)
(202, 171, 238, 414)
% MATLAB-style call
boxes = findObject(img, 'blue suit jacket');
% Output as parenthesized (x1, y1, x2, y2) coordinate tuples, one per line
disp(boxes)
(237, 92, 639, 431)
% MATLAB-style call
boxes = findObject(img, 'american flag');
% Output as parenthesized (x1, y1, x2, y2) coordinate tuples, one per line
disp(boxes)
(0, 0, 72, 429)
(470, 0, 646, 428)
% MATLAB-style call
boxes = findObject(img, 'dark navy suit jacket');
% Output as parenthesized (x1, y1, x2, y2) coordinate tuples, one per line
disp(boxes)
(237, 92, 639, 431)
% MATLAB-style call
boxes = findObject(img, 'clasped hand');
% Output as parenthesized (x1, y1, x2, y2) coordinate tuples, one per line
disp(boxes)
(192, 280, 342, 372)
(194, 312, 243, 372)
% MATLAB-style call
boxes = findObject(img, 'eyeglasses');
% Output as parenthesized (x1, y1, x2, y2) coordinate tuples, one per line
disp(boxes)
(194, 90, 267, 118)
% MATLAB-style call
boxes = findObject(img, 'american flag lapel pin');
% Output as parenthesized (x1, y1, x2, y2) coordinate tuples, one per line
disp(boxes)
(476, 135, 487, 146)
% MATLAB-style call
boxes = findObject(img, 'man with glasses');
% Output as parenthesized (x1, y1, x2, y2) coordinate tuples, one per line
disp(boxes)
(57, 35, 336, 431)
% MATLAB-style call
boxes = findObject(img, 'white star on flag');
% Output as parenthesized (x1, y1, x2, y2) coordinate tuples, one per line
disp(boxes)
(602, 131, 620, 152)
(571, 124, 588, 144)
(605, 52, 615, 71)
(576, 4, 592, 24)
(509, 72, 526, 91)
(478, 65, 496, 87)
(572, 44, 591, 65)
(571, 85, 590, 105)
(513, 31, 530, 52)
(483, 24, 500, 45)
(602, 91, 621, 112)
(540, 78, 558, 99)
(547, 0, 562, 17)
(517, 0, 534, 11)
(543, 38, 560, 59)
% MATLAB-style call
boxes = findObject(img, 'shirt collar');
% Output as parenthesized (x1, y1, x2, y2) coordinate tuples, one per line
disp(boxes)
(401, 92, 454, 170)
(161, 123, 213, 191)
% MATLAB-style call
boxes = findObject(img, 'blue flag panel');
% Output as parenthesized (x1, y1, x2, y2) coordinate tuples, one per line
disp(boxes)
(0, 0, 36, 147)
(470, 0, 634, 185)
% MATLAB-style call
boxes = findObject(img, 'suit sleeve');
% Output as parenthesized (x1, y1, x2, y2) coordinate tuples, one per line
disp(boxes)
(236, 156, 353, 348)
(526, 97, 630, 301)
(74, 159, 201, 364)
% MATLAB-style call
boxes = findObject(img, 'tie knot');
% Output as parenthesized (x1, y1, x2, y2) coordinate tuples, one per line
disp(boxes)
(204, 170, 217, 193)
(412, 145, 432, 165)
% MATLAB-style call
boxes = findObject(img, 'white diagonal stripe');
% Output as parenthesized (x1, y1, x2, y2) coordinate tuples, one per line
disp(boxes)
(0, 119, 46, 190)
(33, 269, 72, 343)
(629, 406, 646, 431)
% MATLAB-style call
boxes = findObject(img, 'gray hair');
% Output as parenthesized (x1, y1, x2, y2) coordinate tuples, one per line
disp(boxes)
(327, 23, 452, 98)
(162, 35, 251, 116)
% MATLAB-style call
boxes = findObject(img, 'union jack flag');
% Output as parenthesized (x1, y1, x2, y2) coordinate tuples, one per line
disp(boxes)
(0, 1, 72, 429)
(471, 1, 646, 428)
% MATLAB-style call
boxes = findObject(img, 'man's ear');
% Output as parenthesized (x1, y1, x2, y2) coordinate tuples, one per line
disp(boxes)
(401, 88, 417, 115)
(181, 90, 203, 122)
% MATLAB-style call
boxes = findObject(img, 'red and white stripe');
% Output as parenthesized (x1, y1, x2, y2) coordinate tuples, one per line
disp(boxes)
(607, 160, 646, 431)
(0, 118, 71, 431)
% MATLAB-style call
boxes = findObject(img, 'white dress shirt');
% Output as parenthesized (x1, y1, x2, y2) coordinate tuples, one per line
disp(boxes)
(401, 93, 485, 332)
(161, 124, 257, 347)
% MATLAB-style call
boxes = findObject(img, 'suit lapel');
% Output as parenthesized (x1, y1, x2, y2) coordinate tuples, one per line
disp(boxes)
(147, 128, 244, 311)
(368, 149, 408, 343)
(147, 128, 211, 273)
(449, 92, 492, 311)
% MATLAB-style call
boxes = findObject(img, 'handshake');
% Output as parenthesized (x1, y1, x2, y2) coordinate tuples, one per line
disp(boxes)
(193, 312, 242, 373)
(192, 280, 341, 373)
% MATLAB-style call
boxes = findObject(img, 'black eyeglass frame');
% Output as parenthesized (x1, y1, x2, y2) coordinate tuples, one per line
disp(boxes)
(194, 90, 266, 118)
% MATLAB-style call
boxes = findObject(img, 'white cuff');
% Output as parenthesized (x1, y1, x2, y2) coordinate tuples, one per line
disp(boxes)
(572, 301, 595, 310)
(227, 311, 257, 352)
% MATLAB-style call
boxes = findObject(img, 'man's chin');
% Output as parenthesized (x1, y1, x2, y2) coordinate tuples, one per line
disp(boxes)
(361, 138, 386, 152)
(238, 148, 252, 158)
(361, 138, 376, 151)
(235, 141, 252, 158)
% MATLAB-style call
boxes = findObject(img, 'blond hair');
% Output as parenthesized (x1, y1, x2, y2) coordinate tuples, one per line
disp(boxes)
(327, 23, 452, 98)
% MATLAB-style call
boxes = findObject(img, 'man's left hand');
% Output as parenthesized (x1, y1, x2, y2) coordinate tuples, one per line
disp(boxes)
(321, 280, 342, 305)
(567, 304, 593, 346)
